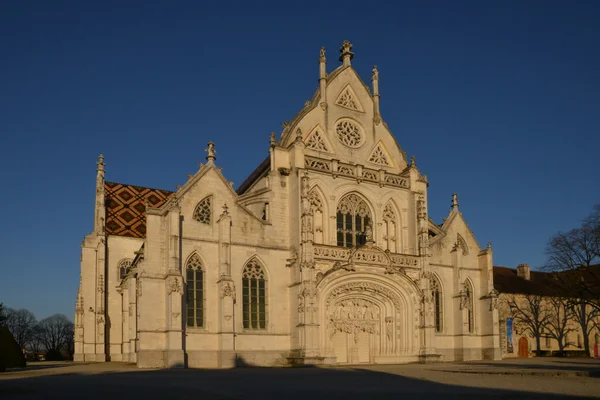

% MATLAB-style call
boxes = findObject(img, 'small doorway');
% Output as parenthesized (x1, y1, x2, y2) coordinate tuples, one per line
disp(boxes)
(518, 337, 529, 358)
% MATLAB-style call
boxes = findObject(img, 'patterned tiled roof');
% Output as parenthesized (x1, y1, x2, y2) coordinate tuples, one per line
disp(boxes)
(104, 181, 173, 238)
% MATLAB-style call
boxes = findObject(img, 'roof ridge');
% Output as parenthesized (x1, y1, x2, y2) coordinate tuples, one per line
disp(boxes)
(105, 180, 174, 194)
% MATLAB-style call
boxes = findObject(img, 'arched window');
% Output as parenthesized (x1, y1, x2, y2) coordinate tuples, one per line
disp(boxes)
(118, 259, 133, 280)
(464, 281, 474, 333)
(336, 193, 371, 248)
(242, 258, 267, 329)
(186, 253, 204, 328)
(430, 276, 443, 333)
(382, 202, 397, 252)
(193, 196, 212, 225)
(309, 188, 324, 244)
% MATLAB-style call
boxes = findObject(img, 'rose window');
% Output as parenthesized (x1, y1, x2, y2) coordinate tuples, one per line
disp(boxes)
(336, 119, 363, 148)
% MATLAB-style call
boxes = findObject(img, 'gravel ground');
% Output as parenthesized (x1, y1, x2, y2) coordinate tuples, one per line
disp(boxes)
(1, 358, 599, 399)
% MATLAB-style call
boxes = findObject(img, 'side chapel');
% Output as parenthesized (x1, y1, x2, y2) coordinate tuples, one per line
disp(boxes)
(74, 41, 501, 368)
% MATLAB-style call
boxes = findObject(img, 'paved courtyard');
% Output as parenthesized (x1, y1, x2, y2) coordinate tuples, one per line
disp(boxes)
(1, 358, 600, 399)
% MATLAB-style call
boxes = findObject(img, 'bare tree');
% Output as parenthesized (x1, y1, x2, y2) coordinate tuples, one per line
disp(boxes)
(37, 314, 74, 358)
(0, 303, 6, 327)
(506, 293, 550, 356)
(6, 308, 37, 350)
(569, 300, 599, 356)
(545, 203, 600, 313)
(545, 296, 575, 351)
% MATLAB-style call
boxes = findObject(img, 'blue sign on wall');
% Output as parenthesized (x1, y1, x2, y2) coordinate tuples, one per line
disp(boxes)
(506, 318, 514, 353)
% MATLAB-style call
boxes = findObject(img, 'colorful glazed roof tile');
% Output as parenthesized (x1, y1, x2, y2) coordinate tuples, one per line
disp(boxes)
(105, 181, 173, 238)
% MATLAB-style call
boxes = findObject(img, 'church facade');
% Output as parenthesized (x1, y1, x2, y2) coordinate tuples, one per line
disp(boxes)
(74, 41, 501, 368)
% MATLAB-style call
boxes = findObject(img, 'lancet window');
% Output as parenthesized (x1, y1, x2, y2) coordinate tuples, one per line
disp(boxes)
(382, 202, 397, 252)
(464, 281, 474, 333)
(336, 193, 371, 248)
(193, 196, 212, 225)
(430, 276, 443, 333)
(242, 259, 267, 330)
(118, 259, 133, 280)
(186, 253, 204, 328)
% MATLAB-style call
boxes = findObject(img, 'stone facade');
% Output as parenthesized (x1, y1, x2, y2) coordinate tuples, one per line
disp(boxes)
(75, 41, 501, 368)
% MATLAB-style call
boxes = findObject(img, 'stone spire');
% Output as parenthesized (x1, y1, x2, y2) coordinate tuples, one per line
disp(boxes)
(451, 193, 459, 210)
(319, 46, 327, 106)
(339, 40, 354, 67)
(94, 154, 106, 234)
(205, 141, 216, 163)
(371, 65, 381, 124)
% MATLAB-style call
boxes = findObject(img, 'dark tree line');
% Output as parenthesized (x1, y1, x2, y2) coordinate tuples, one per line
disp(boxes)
(0, 304, 73, 360)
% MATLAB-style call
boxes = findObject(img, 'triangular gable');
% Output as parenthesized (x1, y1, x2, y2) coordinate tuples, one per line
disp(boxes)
(367, 141, 393, 167)
(305, 125, 332, 152)
(334, 84, 364, 112)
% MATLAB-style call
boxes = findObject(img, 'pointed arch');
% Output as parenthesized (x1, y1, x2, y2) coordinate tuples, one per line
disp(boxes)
(305, 124, 332, 152)
(456, 233, 469, 255)
(368, 140, 394, 167)
(336, 192, 372, 248)
(382, 200, 400, 253)
(242, 257, 267, 329)
(334, 84, 364, 112)
(185, 252, 204, 328)
(118, 258, 133, 280)
(430, 273, 443, 333)
(309, 185, 326, 244)
(193, 195, 213, 225)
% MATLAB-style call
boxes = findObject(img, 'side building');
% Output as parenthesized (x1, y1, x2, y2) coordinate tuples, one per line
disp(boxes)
(495, 264, 600, 358)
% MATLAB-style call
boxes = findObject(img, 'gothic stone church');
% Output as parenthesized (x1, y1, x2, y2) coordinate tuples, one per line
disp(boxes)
(75, 41, 501, 368)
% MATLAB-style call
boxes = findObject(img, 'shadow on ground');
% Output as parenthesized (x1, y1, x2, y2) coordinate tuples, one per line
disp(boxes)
(1, 358, 600, 399)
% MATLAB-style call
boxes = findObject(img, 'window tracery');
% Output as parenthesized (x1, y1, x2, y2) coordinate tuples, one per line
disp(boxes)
(335, 87, 361, 111)
(306, 130, 329, 152)
(430, 276, 443, 332)
(336, 119, 363, 148)
(336, 193, 371, 248)
(118, 259, 133, 280)
(186, 253, 204, 328)
(193, 196, 212, 225)
(369, 144, 390, 166)
(242, 258, 267, 329)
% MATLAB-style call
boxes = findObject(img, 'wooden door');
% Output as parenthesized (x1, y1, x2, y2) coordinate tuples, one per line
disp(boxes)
(518, 337, 529, 358)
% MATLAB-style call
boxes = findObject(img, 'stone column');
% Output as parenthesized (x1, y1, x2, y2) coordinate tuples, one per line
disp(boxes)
(121, 285, 130, 360)
(217, 203, 235, 367)
(74, 282, 84, 361)
(292, 172, 321, 364)
(416, 195, 437, 361)
(95, 239, 107, 362)
(165, 201, 184, 367)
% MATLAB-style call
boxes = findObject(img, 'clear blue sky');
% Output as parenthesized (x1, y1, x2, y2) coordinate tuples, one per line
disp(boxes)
(1, 1, 599, 320)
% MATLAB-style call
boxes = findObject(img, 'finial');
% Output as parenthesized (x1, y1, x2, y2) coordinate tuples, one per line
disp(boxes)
(270, 132, 276, 147)
(176, 184, 182, 190)
(487, 241, 492, 249)
(198, 162, 204, 168)
(187, 173, 193, 180)
(452, 193, 459, 210)
(410, 155, 416, 167)
(371, 65, 379, 81)
(320, 46, 326, 60)
(295, 127, 303, 142)
(97, 154, 105, 171)
(339, 40, 354, 65)
(205, 141, 216, 162)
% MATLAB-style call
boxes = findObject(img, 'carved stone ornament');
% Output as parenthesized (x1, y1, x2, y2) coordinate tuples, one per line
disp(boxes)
(172, 312, 180, 319)
(220, 281, 235, 300)
(167, 277, 182, 295)
(97, 315, 105, 324)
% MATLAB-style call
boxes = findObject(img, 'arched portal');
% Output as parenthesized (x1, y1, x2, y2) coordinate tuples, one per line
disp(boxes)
(317, 270, 420, 364)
